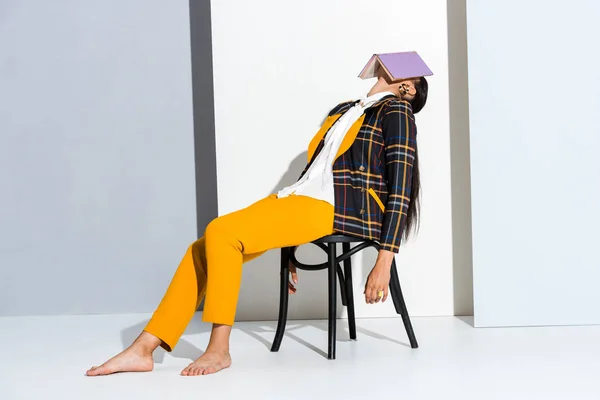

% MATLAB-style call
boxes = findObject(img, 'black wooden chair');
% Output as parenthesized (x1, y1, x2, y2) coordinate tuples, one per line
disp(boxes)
(270, 234, 418, 360)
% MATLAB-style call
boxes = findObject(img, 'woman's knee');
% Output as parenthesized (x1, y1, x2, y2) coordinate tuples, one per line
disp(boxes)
(205, 216, 229, 240)
(205, 215, 243, 250)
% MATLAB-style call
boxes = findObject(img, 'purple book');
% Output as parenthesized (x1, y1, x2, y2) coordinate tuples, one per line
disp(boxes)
(359, 51, 433, 81)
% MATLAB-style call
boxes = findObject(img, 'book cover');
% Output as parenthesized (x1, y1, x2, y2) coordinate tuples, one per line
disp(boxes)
(359, 51, 433, 81)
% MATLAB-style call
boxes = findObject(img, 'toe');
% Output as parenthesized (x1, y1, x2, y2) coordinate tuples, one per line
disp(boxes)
(205, 367, 216, 375)
(183, 365, 194, 376)
(88, 366, 106, 376)
(94, 366, 108, 375)
(88, 368, 99, 376)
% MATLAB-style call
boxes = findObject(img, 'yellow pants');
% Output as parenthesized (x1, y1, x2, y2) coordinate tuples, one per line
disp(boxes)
(144, 193, 334, 351)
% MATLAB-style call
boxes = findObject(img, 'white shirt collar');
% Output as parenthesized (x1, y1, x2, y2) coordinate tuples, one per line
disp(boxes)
(358, 91, 396, 108)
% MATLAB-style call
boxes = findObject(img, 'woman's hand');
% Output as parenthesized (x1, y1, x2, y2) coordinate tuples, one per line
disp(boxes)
(288, 260, 298, 294)
(363, 250, 395, 304)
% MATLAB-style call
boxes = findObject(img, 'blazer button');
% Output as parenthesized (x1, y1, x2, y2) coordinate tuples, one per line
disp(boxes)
(359, 165, 365, 172)
(360, 209, 365, 215)
(361, 188, 366, 193)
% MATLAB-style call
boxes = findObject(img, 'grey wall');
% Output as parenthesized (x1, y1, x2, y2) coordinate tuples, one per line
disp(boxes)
(189, 0, 218, 236)
(0, 1, 197, 315)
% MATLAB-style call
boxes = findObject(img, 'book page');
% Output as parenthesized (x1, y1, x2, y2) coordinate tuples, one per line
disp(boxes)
(359, 55, 378, 79)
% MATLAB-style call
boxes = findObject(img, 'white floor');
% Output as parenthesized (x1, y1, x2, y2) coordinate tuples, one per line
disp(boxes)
(0, 314, 599, 400)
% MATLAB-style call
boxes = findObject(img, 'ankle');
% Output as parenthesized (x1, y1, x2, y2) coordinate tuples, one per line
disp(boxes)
(205, 345, 230, 356)
(133, 342, 155, 357)
(133, 332, 161, 355)
(206, 323, 231, 355)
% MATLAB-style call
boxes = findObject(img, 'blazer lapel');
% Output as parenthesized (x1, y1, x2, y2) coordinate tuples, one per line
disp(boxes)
(307, 96, 392, 162)
(334, 114, 366, 160)
(307, 114, 342, 162)
(333, 95, 394, 159)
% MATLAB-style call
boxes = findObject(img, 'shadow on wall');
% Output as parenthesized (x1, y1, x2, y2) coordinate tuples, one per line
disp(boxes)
(123, 151, 364, 354)
(235, 151, 343, 321)
(234, 151, 384, 322)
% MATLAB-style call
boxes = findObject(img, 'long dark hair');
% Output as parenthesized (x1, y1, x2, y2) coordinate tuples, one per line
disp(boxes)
(402, 76, 428, 242)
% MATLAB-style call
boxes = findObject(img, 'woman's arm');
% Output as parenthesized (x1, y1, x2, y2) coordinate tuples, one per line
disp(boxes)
(379, 99, 417, 253)
(364, 99, 417, 304)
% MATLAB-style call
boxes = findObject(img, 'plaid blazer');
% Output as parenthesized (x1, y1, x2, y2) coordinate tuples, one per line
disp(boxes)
(298, 95, 417, 253)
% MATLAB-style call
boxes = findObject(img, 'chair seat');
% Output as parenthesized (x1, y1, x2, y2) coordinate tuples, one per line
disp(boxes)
(290, 235, 376, 271)
(312, 234, 376, 244)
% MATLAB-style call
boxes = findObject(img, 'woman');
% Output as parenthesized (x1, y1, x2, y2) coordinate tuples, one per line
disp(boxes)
(86, 70, 428, 377)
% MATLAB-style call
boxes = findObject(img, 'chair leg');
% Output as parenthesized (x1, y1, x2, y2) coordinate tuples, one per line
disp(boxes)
(327, 243, 337, 360)
(342, 242, 357, 340)
(337, 264, 348, 306)
(271, 247, 290, 352)
(389, 259, 419, 349)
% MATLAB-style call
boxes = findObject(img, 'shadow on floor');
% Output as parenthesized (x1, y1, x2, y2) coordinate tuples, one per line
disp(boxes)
(237, 317, 411, 360)
(455, 315, 475, 328)
(121, 315, 411, 363)
(120, 318, 211, 364)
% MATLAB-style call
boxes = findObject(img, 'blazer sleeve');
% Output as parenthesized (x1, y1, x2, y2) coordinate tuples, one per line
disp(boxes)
(379, 99, 417, 253)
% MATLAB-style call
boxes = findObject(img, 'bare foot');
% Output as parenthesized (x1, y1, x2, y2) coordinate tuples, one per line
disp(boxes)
(180, 350, 232, 376)
(86, 346, 154, 376)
